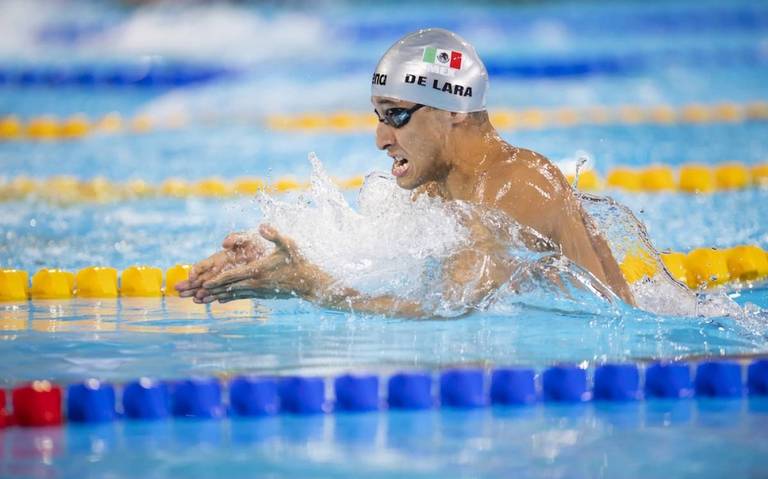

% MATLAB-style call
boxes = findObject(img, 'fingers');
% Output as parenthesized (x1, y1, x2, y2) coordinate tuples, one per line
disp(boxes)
(222, 232, 248, 249)
(217, 291, 257, 303)
(190, 249, 238, 284)
(195, 282, 293, 303)
(174, 279, 192, 292)
(176, 277, 208, 298)
(189, 253, 219, 281)
(210, 290, 254, 303)
(180, 287, 201, 298)
(206, 280, 258, 296)
(175, 276, 208, 293)
(209, 287, 288, 303)
(184, 226, 302, 304)
(197, 288, 256, 304)
(259, 224, 299, 257)
(203, 264, 257, 289)
(194, 287, 210, 300)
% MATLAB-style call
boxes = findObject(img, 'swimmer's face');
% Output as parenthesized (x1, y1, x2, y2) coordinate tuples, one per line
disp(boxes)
(372, 96, 452, 190)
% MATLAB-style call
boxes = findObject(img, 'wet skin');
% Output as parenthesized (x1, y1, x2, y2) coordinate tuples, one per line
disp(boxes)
(176, 97, 635, 315)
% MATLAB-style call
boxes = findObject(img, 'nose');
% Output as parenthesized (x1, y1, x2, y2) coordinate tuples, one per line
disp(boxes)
(375, 122, 395, 151)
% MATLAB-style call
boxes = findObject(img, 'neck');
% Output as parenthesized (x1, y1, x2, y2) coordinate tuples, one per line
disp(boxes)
(436, 120, 502, 201)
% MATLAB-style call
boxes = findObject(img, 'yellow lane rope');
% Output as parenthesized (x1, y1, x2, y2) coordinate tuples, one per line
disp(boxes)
(1, 161, 765, 204)
(0, 175, 365, 203)
(0, 245, 766, 301)
(2, 101, 767, 142)
(567, 162, 768, 192)
(268, 101, 768, 132)
(0, 113, 162, 141)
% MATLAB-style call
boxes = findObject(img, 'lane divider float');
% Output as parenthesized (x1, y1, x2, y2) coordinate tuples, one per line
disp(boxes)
(0, 161, 766, 204)
(0, 112, 173, 141)
(0, 63, 234, 89)
(1, 359, 767, 428)
(2, 101, 767, 143)
(0, 175, 364, 203)
(571, 162, 768, 192)
(0, 265, 186, 301)
(0, 244, 765, 302)
(622, 245, 768, 289)
(267, 101, 768, 132)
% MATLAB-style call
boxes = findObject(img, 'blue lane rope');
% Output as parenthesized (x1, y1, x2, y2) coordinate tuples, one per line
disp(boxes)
(0, 44, 764, 89)
(0, 63, 237, 88)
(4, 359, 768, 426)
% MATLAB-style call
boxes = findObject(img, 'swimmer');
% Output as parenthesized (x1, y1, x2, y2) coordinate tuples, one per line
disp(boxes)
(176, 28, 635, 315)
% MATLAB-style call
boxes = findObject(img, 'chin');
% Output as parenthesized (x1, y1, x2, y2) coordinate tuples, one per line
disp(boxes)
(395, 176, 420, 190)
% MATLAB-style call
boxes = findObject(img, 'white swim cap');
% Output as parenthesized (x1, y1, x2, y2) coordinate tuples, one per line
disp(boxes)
(371, 28, 488, 113)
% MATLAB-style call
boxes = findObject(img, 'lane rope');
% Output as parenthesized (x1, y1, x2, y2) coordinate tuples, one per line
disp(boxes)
(267, 101, 768, 131)
(569, 162, 768, 193)
(0, 244, 766, 302)
(2, 359, 768, 428)
(0, 175, 363, 202)
(4, 45, 767, 87)
(1, 161, 766, 204)
(2, 101, 767, 142)
(0, 63, 234, 88)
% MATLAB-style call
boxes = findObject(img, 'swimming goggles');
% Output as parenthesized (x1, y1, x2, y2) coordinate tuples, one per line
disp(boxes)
(374, 104, 425, 128)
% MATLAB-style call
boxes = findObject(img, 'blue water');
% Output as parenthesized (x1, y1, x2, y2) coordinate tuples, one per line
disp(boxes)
(1, 0, 768, 477)
(3, 401, 768, 479)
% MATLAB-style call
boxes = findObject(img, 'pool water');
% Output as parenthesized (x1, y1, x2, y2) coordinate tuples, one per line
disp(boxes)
(4, 400, 768, 479)
(1, 0, 768, 477)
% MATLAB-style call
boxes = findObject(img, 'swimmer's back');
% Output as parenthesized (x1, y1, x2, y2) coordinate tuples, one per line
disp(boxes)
(479, 145, 635, 304)
(478, 146, 572, 237)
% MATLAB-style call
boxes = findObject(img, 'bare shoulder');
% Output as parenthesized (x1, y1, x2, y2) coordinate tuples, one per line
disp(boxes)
(481, 146, 571, 208)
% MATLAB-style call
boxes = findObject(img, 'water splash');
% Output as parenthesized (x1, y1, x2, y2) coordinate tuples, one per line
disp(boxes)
(251, 155, 647, 318)
(258, 153, 469, 303)
(582, 192, 767, 327)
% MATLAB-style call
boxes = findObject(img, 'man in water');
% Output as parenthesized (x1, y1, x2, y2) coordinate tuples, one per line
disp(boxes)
(176, 28, 635, 315)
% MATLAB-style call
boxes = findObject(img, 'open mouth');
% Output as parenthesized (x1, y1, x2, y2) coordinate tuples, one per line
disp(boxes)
(392, 157, 409, 177)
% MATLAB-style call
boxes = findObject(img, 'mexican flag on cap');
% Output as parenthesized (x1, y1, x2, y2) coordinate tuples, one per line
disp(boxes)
(422, 47, 462, 69)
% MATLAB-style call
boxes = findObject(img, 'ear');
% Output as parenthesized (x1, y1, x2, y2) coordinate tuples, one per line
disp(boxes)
(449, 111, 469, 125)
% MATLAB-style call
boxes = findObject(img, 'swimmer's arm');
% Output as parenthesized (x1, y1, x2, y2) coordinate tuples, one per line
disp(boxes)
(304, 284, 429, 318)
(305, 264, 507, 319)
(577, 209, 635, 304)
(310, 242, 512, 318)
(491, 161, 635, 305)
(549, 202, 636, 305)
(440, 224, 515, 308)
(309, 209, 512, 317)
(198, 226, 432, 318)
(200, 225, 509, 318)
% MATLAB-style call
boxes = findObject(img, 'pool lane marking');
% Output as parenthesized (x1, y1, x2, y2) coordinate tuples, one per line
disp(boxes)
(1, 162, 767, 204)
(267, 101, 768, 132)
(2, 359, 768, 428)
(1, 101, 767, 142)
(0, 244, 766, 302)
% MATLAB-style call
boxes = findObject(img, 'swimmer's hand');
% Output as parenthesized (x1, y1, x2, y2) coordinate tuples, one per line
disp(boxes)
(195, 225, 493, 319)
(195, 225, 331, 304)
(175, 232, 266, 298)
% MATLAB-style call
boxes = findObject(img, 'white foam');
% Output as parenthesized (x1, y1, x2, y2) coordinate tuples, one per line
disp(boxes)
(554, 150, 595, 177)
(257, 154, 469, 301)
(251, 154, 766, 321)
